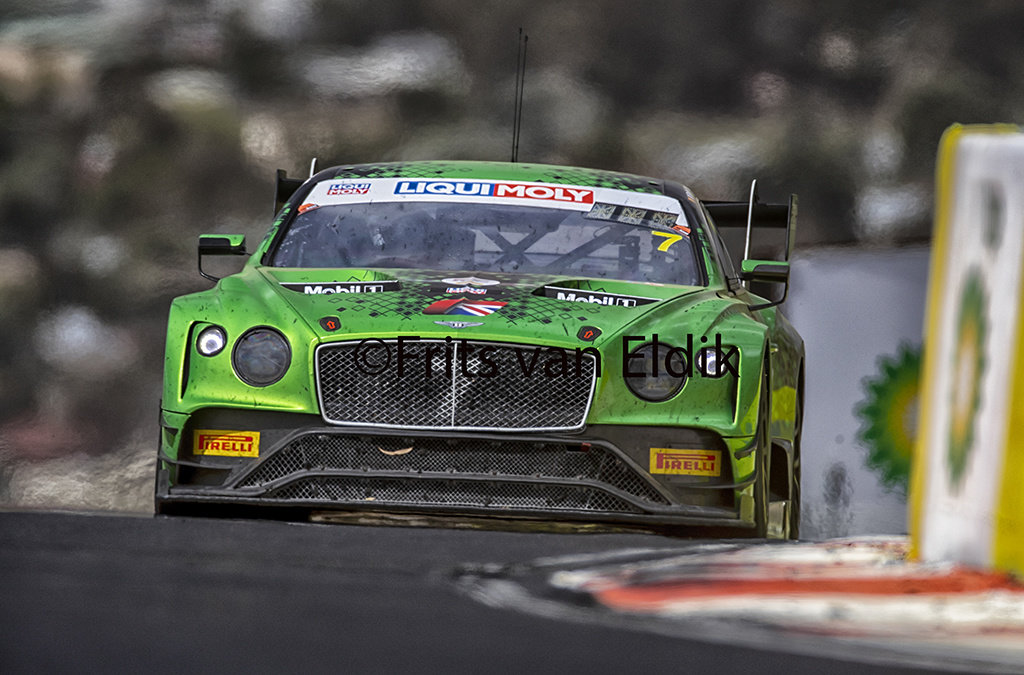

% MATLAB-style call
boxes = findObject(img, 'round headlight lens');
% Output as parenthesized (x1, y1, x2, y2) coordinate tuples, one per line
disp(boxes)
(232, 328, 290, 386)
(196, 325, 227, 357)
(695, 346, 735, 378)
(696, 347, 720, 377)
(624, 343, 687, 401)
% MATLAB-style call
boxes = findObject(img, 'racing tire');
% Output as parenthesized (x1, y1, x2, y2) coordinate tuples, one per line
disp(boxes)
(788, 378, 803, 540)
(740, 364, 771, 539)
(153, 457, 169, 516)
(789, 451, 801, 540)
(752, 417, 770, 538)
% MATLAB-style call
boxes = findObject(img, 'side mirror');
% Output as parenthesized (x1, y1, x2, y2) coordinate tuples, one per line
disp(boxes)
(741, 259, 790, 310)
(198, 234, 247, 282)
(740, 259, 789, 284)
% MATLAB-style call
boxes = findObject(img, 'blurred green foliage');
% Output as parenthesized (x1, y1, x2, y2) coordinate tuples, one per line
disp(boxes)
(0, 0, 1022, 459)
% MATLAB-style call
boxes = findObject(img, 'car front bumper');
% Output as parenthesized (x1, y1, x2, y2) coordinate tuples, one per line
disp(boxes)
(156, 409, 757, 529)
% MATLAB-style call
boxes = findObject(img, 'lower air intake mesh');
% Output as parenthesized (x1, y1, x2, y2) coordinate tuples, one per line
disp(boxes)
(267, 476, 643, 514)
(236, 433, 668, 506)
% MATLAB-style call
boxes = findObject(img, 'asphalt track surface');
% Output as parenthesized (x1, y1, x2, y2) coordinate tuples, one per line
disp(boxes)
(0, 511, 944, 674)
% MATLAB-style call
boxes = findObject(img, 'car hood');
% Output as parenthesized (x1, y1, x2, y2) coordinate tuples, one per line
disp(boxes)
(257, 267, 704, 349)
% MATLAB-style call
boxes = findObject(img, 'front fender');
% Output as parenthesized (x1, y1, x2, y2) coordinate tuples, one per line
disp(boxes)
(162, 270, 320, 416)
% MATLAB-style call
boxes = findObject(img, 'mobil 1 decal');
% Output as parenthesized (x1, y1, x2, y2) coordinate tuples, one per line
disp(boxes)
(540, 286, 659, 308)
(280, 280, 401, 295)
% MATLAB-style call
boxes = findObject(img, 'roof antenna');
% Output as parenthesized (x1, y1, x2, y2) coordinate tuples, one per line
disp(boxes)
(511, 29, 528, 163)
(309, 157, 318, 178)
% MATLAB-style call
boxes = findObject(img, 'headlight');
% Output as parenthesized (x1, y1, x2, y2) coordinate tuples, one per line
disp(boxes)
(232, 327, 290, 386)
(624, 342, 687, 401)
(695, 345, 737, 378)
(696, 347, 722, 377)
(196, 325, 227, 356)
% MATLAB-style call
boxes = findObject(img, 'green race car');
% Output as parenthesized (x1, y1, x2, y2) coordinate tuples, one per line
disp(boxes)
(156, 160, 803, 538)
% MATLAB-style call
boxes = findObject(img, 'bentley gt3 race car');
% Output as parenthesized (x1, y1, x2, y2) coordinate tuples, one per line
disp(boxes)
(156, 160, 803, 538)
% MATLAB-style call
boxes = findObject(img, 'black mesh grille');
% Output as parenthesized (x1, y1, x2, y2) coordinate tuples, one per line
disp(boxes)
(316, 340, 596, 430)
(266, 476, 643, 514)
(236, 433, 668, 506)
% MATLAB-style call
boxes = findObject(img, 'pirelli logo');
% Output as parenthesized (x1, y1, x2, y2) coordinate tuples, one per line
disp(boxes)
(649, 448, 721, 476)
(194, 430, 260, 457)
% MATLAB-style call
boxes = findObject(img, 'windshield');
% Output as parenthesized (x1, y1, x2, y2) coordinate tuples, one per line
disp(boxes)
(270, 180, 700, 286)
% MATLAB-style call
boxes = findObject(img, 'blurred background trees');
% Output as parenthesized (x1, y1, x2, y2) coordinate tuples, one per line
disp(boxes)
(1, 0, 1023, 475)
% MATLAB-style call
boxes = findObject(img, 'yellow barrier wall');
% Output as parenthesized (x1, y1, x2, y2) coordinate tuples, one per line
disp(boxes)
(910, 124, 1024, 577)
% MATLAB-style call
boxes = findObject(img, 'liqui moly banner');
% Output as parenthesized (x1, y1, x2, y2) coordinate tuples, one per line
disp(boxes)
(300, 177, 685, 216)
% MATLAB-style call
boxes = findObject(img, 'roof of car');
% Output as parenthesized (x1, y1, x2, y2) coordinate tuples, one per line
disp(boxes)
(320, 160, 668, 195)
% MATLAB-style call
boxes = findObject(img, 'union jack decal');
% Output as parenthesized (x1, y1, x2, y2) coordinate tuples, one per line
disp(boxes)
(423, 298, 507, 316)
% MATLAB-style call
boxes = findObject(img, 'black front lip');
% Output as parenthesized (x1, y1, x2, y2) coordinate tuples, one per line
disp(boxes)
(157, 491, 749, 528)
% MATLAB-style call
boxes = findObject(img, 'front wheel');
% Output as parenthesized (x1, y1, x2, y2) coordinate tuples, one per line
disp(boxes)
(737, 365, 771, 538)
(153, 457, 170, 516)
(751, 407, 770, 538)
(787, 393, 803, 540)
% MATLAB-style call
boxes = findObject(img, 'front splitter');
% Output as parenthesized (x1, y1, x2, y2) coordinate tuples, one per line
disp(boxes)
(157, 490, 750, 530)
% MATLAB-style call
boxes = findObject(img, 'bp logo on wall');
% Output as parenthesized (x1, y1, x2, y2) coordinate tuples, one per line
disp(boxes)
(856, 343, 922, 493)
(946, 267, 988, 492)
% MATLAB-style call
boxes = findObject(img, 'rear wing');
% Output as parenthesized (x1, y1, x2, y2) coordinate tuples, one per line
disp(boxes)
(274, 160, 320, 214)
(275, 169, 304, 215)
(704, 189, 797, 262)
(704, 181, 798, 308)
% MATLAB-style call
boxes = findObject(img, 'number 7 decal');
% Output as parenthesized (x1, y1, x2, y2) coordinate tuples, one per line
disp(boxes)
(652, 231, 683, 251)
